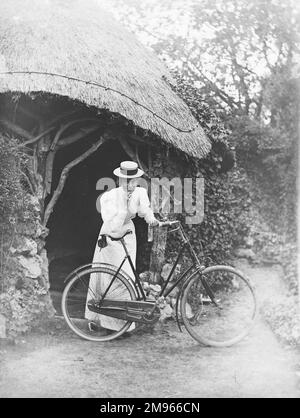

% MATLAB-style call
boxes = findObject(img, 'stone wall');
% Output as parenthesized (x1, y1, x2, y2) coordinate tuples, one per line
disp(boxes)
(0, 193, 55, 338)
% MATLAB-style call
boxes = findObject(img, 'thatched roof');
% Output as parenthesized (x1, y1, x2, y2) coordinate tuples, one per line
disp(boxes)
(0, 0, 211, 159)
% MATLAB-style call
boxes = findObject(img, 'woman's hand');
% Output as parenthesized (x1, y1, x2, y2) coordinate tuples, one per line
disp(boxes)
(148, 218, 160, 227)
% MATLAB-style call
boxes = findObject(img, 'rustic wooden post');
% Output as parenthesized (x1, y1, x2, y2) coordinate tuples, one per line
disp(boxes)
(148, 149, 168, 284)
(148, 224, 168, 284)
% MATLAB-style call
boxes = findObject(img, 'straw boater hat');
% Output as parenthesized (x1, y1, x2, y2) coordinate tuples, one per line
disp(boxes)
(113, 161, 144, 178)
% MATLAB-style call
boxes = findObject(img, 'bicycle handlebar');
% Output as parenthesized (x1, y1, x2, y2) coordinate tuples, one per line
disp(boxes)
(158, 220, 180, 227)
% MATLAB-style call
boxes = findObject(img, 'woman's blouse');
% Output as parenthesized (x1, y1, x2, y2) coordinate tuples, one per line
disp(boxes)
(99, 186, 156, 234)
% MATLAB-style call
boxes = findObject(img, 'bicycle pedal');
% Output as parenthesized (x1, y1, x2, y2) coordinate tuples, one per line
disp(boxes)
(88, 321, 100, 332)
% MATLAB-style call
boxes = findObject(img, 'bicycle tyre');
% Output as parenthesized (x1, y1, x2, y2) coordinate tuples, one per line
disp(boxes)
(61, 265, 136, 342)
(181, 265, 257, 347)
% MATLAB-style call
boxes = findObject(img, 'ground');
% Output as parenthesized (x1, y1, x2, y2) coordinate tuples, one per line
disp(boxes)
(0, 262, 299, 398)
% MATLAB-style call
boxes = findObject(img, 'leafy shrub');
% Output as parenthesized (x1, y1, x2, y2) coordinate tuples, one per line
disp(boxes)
(278, 243, 298, 295)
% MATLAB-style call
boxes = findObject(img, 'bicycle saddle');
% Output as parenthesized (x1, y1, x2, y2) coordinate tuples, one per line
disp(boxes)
(100, 230, 133, 242)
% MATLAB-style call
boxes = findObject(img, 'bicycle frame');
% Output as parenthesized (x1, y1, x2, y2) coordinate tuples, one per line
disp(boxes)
(113, 222, 206, 302)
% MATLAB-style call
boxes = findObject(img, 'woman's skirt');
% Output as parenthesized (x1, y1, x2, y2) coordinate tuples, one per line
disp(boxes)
(85, 220, 136, 331)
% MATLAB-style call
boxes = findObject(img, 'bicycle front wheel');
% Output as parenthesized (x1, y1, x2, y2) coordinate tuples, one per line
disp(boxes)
(181, 266, 257, 347)
(62, 265, 136, 342)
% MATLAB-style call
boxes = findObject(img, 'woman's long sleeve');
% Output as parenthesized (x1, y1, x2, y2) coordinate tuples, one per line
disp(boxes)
(137, 187, 156, 224)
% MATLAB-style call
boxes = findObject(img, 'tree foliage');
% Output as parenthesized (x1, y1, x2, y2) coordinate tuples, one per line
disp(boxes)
(102, 0, 299, 293)
(103, 0, 299, 117)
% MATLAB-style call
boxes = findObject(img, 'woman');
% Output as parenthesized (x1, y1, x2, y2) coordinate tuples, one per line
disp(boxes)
(85, 161, 159, 332)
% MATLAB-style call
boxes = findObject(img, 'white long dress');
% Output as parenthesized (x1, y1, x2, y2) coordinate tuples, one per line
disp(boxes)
(85, 186, 156, 330)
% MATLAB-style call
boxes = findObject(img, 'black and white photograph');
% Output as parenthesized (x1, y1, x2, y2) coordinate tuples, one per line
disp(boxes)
(0, 0, 299, 400)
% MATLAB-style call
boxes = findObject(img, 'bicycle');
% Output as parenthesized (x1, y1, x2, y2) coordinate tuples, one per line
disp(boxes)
(61, 220, 257, 347)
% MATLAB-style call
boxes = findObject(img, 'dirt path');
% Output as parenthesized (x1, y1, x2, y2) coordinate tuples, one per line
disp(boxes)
(0, 263, 299, 398)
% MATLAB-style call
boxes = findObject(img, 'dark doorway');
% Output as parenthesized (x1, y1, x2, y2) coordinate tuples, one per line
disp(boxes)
(46, 137, 150, 311)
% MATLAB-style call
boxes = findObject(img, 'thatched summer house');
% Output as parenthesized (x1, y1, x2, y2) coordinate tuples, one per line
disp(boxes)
(0, 0, 212, 319)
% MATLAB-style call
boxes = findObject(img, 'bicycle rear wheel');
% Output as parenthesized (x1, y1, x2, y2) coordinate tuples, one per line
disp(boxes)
(61, 265, 136, 342)
(181, 266, 257, 347)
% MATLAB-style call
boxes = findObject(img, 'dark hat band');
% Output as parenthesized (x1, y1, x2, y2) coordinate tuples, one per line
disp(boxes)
(120, 167, 138, 176)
